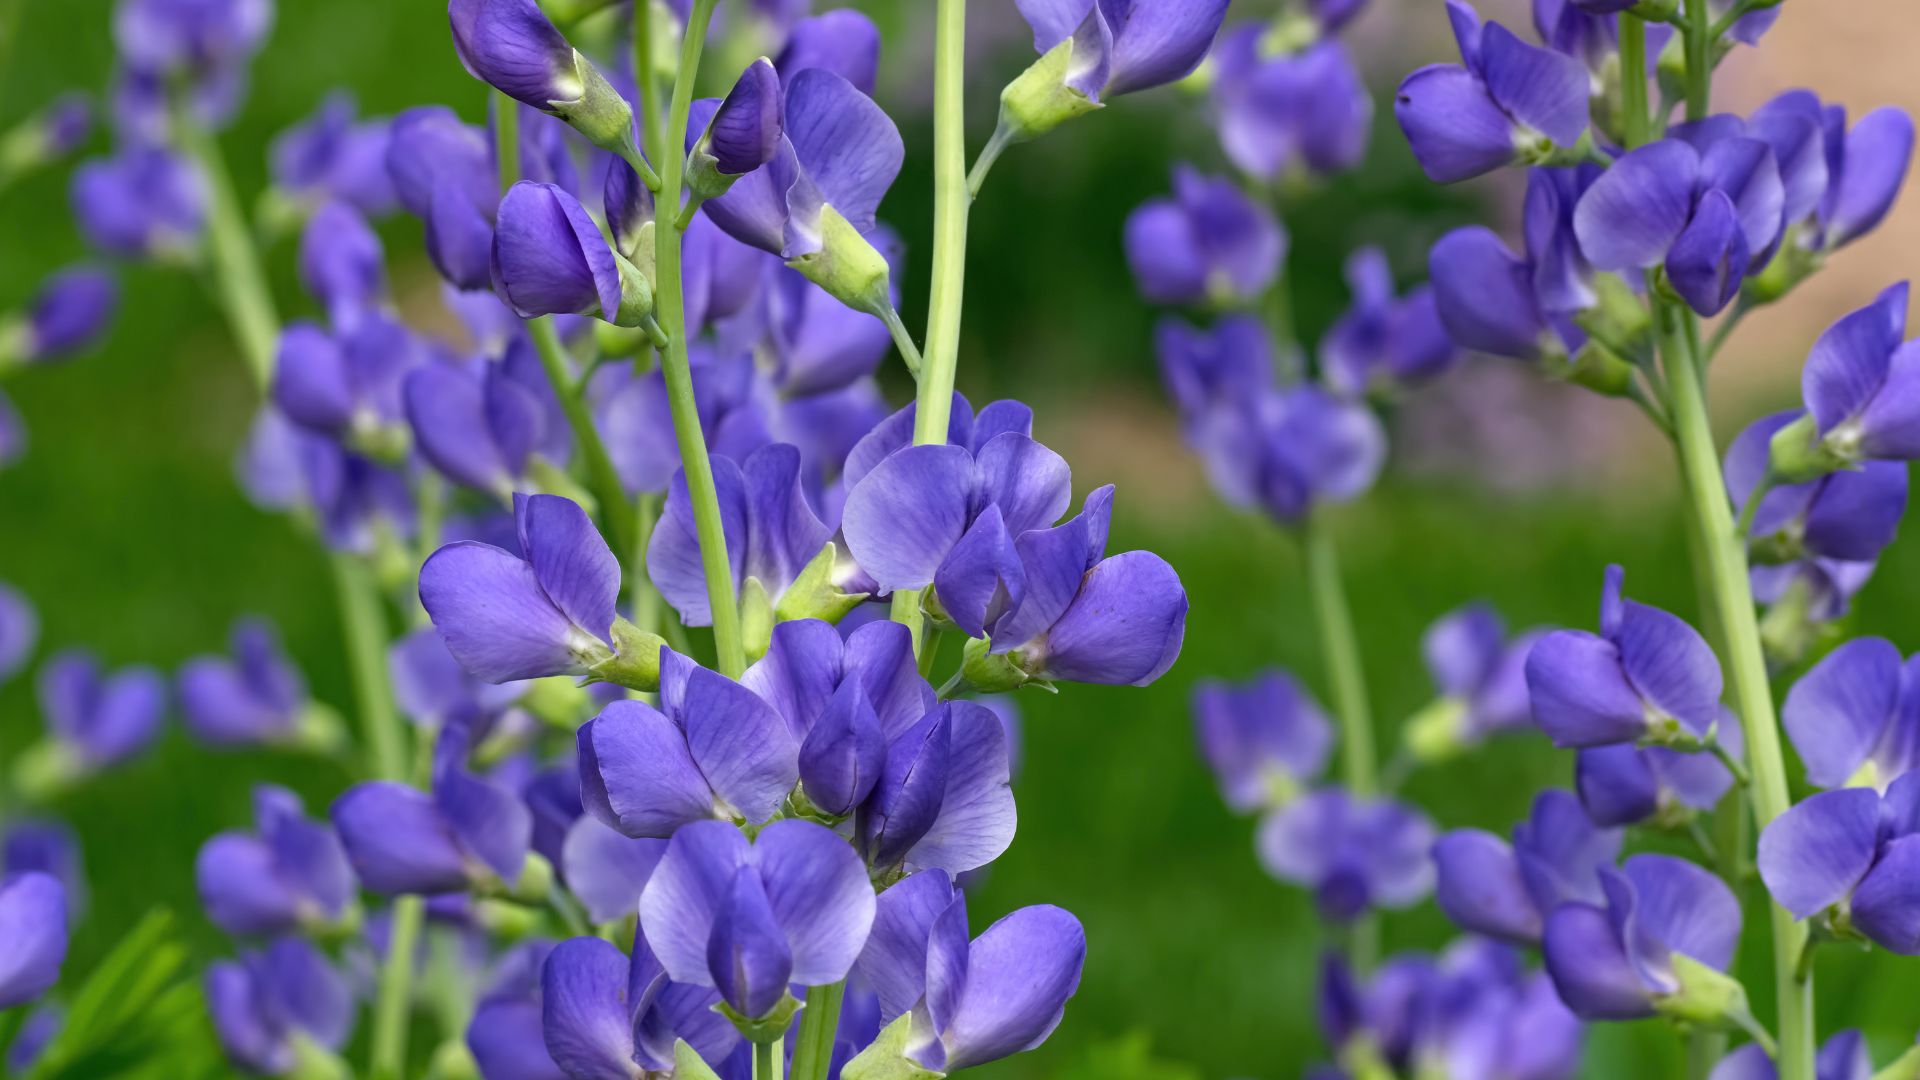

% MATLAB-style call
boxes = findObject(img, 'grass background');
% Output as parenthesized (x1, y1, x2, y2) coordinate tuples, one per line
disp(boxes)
(2, 0, 1917, 1076)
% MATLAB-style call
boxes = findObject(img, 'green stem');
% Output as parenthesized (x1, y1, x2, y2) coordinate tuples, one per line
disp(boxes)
(331, 552, 407, 782)
(889, 0, 972, 651)
(654, 0, 745, 677)
(1304, 511, 1377, 971)
(1656, 292, 1812, 1080)
(371, 894, 425, 1080)
(1683, 0, 1712, 120)
(633, 0, 665, 166)
(879, 306, 924, 380)
(495, 91, 521, 194)
(788, 981, 845, 1080)
(754, 1038, 780, 1080)
(966, 121, 1012, 200)
(1620, 16, 1650, 148)
(176, 111, 279, 389)
(527, 317, 637, 556)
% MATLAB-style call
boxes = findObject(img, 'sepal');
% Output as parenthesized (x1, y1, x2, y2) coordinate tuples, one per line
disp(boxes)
(841, 1014, 945, 1080)
(549, 50, 639, 156)
(288, 1032, 355, 1080)
(716, 988, 803, 1044)
(1553, 341, 1637, 398)
(1652, 952, 1752, 1028)
(788, 205, 893, 318)
(999, 38, 1103, 141)
(675, 1039, 729, 1080)
(1766, 411, 1851, 482)
(613, 251, 656, 328)
(742, 576, 776, 663)
(773, 542, 870, 626)
(959, 635, 1031, 694)
(1403, 696, 1470, 765)
(586, 616, 666, 691)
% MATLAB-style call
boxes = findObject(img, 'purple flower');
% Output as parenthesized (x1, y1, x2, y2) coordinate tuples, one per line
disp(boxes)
(577, 650, 799, 838)
(646, 443, 840, 631)
(1524, 565, 1723, 748)
(1193, 669, 1332, 813)
(113, 0, 273, 74)
(268, 91, 397, 217)
(449, 0, 636, 153)
(1257, 788, 1435, 921)
(6, 93, 91, 172)
(1415, 602, 1540, 749)
(404, 357, 555, 496)
(760, 264, 891, 397)
(71, 146, 206, 261)
(1433, 788, 1621, 945)
(463, 940, 566, 1080)
(0, 873, 68, 1008)
(1758, 777, 1920, 954)
(268, 317, 420, 450)
(852, 868, 1084, 1073)
(0, 581, 32, 685)
(689, 59, 785, 197)
(206, 937, 354, 1075)
(493, 181, 638, 324)
(1815, 103, 1915, 252)
(1542, 854, 1739, 1020)
(1780, 636, 1920, 791)
(1319, 248, 1456, 397)
(597, 348, 772, 497)
(36, 649, 166, 772)
(386, 106, 499, 291)
(1124, 165, 1284, 308)
(331, 724, 532, 894)
(1211, 31, 1372, 183)
(1727, 409, 1908, 565)
(178, 618, 314, 748)
(560, 816, 666, 925)
(419, 493, 623, 683)
(1575, 732, 1742, 828)
(10, 266, 117, 364)
(537, 930, 745, 1078)
(1009, 0, 1230, 111)
(774, 9, 881, 95)
(1240, 385, 1387, 523)
(640, 819, 874, 1020)
(1426, 223, 1579, 363)
(1787, 284, 1920, 466)
(196, 784, 355, 936)
(3, 822, 84, 919)
(299, 201, 387, 331)
(1393, 1, 1590, 184)
(1572, 134, 1786, 315)
(1753, 557, 1876, 626)
(854, 699, 1017, 878)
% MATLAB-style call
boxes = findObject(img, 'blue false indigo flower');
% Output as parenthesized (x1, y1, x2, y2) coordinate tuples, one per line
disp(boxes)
(1709, 1031, 1891, 1080)
(71, 146, 206, 261)
(1812, 103, 1915, 253)
(0, 93, 91, 178)
(493, 181, 653, 327)
(743, 618, 935, 817)
(1427, 171, 1601, 364)
(1243, 385, 1387, 524)
(299, 201, 387, 332)
(854, 699, 1017, 878)
(1124, 165, 1285, 308)
(699, 69, 904, 319)
(1404, 602, 1540, 763)
(1572, 134, 1786, 316)
(1727, 409, 1908, 567)
(1524, 565, 1723, 748)
(404, 358, 555, 498)
(996, 0, 1230, 142)
(687, 58, 785, 204)
(205, 937, 354, 1076)
(0, 267, 115, 369)
(449, 0, 639, 157)
(598, 349, 772, 496)
(331, 724, 535, 895)
(681, 212, 774, 336)
(577, 648, 800, 838)
(179, 618, 332, 749)
(462, 940, 566, 1080)
(1779, 636, 1920, 792)
(421, 493, 659, 685)
(1257, 788, 1435, 922)
(851, 868, 1085, 1075)
(774, 9, 882, 95)
(1542, 854, 1742, 1021)
(538, 930, 747, 1078)
(3, 822, 84, 922)
(386, 106, 499, 291)
(604, 157, 655, 263)
(1767, 284, 1920, 476)
(1758, 777, 1920, 954)
(640, 819, 874, 1028)
(0, 873, 68, 1008)
(1210, 31, 1372, 184)
(1193, 669, 1332, 813)
(4, 1008, 60, 1075)
(1433, 788, 1622, 945)
(0, 581, 33, 684)
(267, 92, 397, 219)
(24, 650, 166, 787)
(269, 317, 419, 458)
(648, 443, 863, 645)
(762, 263, 893, 397)
(197, 785, 355, 936)
(113, 0, 272, 74)
(1156, 314, 1275, 418)
(1393, 0, 1590, 184)
(1318, 248, 1456, 397)
(560, 815, 665, 926)
(1575, 732, 1742, 829)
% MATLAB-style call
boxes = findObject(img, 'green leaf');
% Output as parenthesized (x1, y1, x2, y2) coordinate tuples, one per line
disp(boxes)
(26, 908, 221, 1080)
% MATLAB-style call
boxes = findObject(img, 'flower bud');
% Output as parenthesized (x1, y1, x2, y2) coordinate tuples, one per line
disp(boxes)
(687, 59, 783, 204)
(857, 708, 953, 871)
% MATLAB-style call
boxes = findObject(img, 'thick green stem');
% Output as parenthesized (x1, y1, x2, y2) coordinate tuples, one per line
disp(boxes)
(1620, 16, 1650, 148)
(753, 1038, 781, 1080)
(331, 553, 407, 781)
(527, 317, 636, 555)
(788, 981, 845, 1080)
(889, 0, 972, 651)
(1683, 0, 1711, 121)
(1304, 512, 1377, 970)
(371, 894, 425, 1080)
(653, 0, 745, 677)
(177, 114, 279, 389)
(632, 0, 665, 165)
(1656, 294, 1812, 1080)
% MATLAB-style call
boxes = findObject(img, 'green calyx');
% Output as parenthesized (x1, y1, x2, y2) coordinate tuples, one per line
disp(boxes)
(716, 990, 804, 1044)
(1766, 410, 1854, 483)
(841, 1015, 945, 1080)
(742, 576, 775, 664)
(684, 137, 742, 204)
(549, 50, 639, 157)
(1403, 696, 1471, 765)
(613, 250, 657, 327)
(958, 635, 1053, 695)
(788, 204, 893, 317)
(1551, 340, 1638, 398)
(998, 37, 1104, 142)
(587, 616, 668, 692)
(775, 542, 870, 626)
(674, 1039, 728, 1080)
(1653, 952, 1754, 1029)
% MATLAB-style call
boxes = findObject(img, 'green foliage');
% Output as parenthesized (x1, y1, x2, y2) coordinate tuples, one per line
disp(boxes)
(1045, 1032, 1203, 1080)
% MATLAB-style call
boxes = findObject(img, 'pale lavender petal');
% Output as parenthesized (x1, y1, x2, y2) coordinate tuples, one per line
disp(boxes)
(1756, 788, 1879, 918)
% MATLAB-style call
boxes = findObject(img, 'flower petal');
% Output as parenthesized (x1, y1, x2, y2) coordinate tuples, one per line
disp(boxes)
(640, 820, 752, 987)
(1756, 788, 1879, 919)
(938, 905, 1085, 1071)
(1572, 140, 1701, 270)
(577, 700, 717, 839)
(1782, 636, 1901, 789)
(841, 444, 976, 591)
(418, 541, 580, 683)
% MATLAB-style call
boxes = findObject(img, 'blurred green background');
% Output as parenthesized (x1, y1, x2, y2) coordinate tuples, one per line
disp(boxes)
(3, 0, 1918, 1077)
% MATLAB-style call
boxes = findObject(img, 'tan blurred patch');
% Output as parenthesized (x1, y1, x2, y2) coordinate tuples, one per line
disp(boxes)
(1040, 389, 1221, 520)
